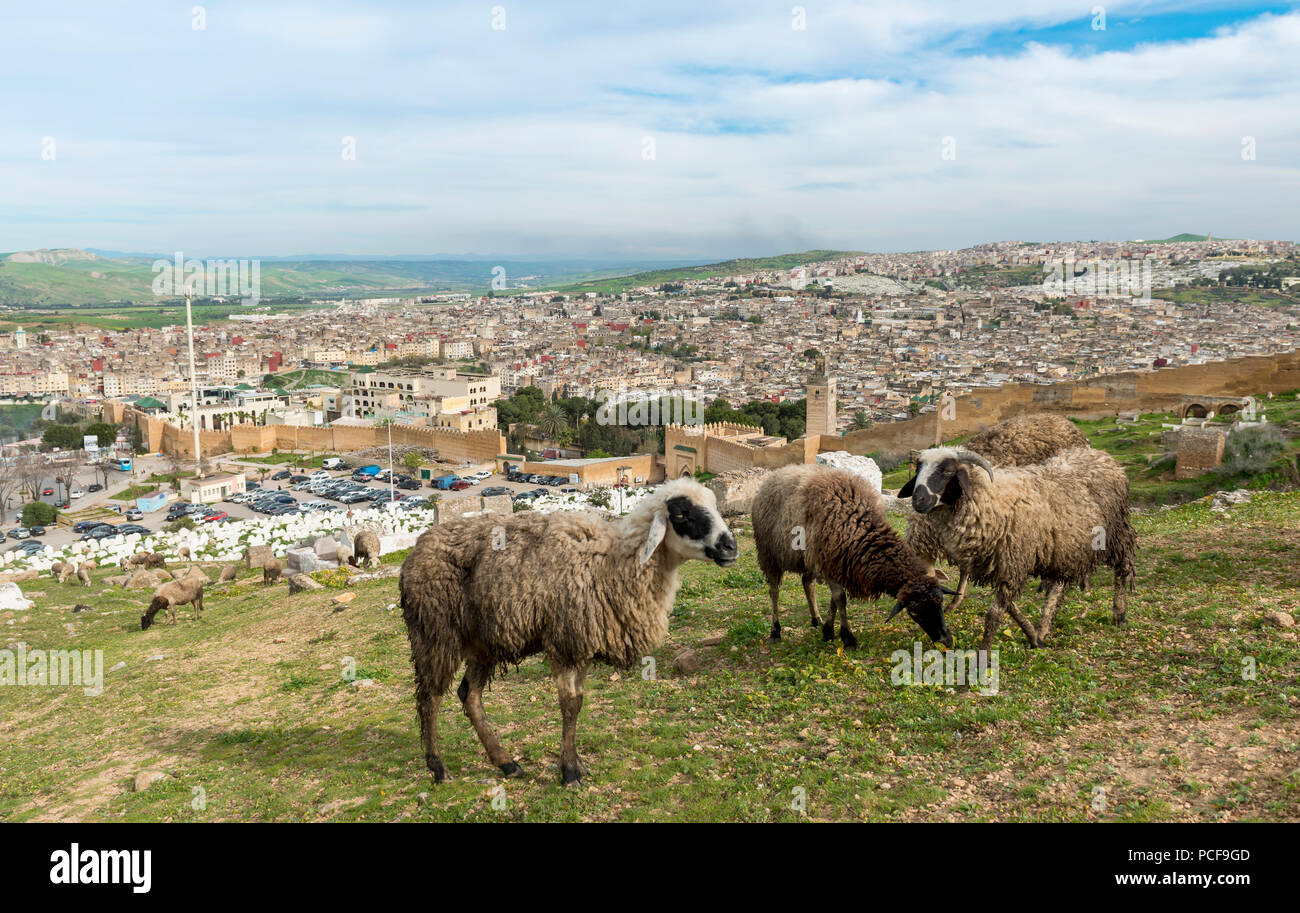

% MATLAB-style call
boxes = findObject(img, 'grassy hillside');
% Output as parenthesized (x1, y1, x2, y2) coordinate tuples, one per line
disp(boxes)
(3, 492, 1297, 822)
(549, 250, 866, 296)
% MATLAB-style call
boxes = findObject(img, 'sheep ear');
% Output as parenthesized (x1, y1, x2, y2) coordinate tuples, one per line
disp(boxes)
(887, 600, 904, 621)
(897, 476, 917, 498)
(640, 510, 668, 565)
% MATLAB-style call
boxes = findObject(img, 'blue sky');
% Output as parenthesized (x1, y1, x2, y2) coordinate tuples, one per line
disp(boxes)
(0, 1, 1296, 258)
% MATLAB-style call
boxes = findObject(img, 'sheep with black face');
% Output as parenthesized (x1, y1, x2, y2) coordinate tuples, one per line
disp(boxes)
(400, 478, 738, 786)
(752, 464, 955, 650)
(900, 446, 1135, 650)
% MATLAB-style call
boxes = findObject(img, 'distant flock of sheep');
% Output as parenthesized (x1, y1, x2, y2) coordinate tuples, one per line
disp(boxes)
(82, 412, 1134, 787)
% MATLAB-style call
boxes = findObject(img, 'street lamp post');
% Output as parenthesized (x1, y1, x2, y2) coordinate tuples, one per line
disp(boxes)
(184, 291, 202, 479)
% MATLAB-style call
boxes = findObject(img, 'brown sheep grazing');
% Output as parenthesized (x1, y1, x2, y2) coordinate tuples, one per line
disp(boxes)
(128, 552, 151, 567)
(263, 558, 283, 585)
(57, 563, 77, 585)
(400, 477, 738, 786)
(143, 552, 166, 569)
(904, 413, 1089, 611)
(752, 464, 955, 649)
(178, 547, 191, 561)
(349, 531, 381, 569)
(77, 562, 94, 587)
(218, 564, 238, 583)
(899, 445, 1136, 650)
(50, 561, 70, 580)
(141, 575, 206, 630)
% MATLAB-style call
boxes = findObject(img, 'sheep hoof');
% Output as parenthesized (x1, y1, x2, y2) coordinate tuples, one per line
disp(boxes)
(426, 754, 446, 783)
(821, 622, 835, 643)
(560, 764, 584, 787)
(839, 628, 858, 650)
(810, 617, 822, 628)
(770, 623, 781, 640)
(499, 761, 523, 778)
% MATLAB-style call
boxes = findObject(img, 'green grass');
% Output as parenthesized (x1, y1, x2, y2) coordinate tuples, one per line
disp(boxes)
(2, 493, 1297, 822)
(547, 250, 865, 296)
(264, 370, 349, 390)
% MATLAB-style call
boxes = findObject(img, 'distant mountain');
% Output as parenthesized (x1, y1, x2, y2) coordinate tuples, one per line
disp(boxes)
(0, 249, 719, 306)
(1136, 233, 1237, 243)
(549, 250, 866, 295)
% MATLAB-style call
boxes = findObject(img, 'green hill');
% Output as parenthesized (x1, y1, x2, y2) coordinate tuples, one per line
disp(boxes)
(1137, 233, 1237, 243)
(4, 485, 1298, 821)
(548, 250, 866, 296)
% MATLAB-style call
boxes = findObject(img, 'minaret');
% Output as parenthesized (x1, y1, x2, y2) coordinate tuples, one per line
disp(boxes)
(805, 355, 837, 438)
(13, 326, 26, 349)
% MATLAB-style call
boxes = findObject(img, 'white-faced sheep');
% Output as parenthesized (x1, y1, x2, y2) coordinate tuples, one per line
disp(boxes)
(904, 413, 1089, 611)
(76, 562, 93, 586)
(349, 531, 381, 569)
(400, 477, 738, 786)
(752, 464, 955, 650)
(263, 558, 283, 586)
(141, 575, 206, 630)
(899, 445, 1136, 650)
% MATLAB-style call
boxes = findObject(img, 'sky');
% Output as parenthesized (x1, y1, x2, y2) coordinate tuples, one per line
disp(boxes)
(0, 1, 1297, 259)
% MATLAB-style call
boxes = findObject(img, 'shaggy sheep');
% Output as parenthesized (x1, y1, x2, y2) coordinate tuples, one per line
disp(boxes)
(905, 413, 1089, 611)
(178, 547, 190, 561)
(263, 558, 283, 586)
(77, 562, 93, 587)
(400, 477, 738, 786)
(218, 564, 238, 584)
(900, 445, 1136, 650)
(51, 561, 70, 580)
(143, 552, 166, 569)
(141, 575, 206, 630)
(57, 563, 76, 585)
(752, 464, 955, 649)
(349, 531, 381, 569)
(334, 543, 354, 567)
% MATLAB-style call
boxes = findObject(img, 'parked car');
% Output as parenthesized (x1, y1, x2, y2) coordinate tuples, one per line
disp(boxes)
(82, 525, 119, 541)
(322, 457, 348, 470)
(245, 481, 261, 490)
(117, 524, 152, 536)
(16, 540, 46, 555)
(560, 486, 582, 494)
(202, 511, 228, 523)
(69, 488, 86, 499)
(271, 470, 292, 480)
(449, 480, 473, 491)
(512, 490, 541, 502)
(125, 508, 144, 520)
(396, 478, 420, 490)
(54, 500, 69, 509)
(87, 483, 103, 492)
(73, 520, 104, 533)
(6, 528, 30, 539)
(481, 486, 511, 497)
(28, 525, 46, 536)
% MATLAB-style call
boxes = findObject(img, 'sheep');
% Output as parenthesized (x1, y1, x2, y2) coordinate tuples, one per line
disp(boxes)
(178, 547, 191, 561)
(128, 552, 151, 567)
(50, 561, 70, 580)
(263, 558, 283, 586)
(400, 477, 738, 786)
(905, 413, 1089, 611)
(141, 575, 206, 630)
(334, 543, 354, 567)
(77, 562, 93, 587)
(752, 464, 955, 650)
(143, 552, 166, 569)
(218, 564, 238, 584)
(349, 531, 381, 569)
(57, 563, 76, 585)
(899, 445, 1136, 650)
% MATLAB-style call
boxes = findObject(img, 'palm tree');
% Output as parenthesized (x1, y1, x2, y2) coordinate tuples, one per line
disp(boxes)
(850, 411, 873, 431)
(536, 403, 568, 439)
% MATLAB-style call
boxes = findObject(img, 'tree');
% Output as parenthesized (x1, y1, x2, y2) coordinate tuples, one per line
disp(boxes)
(84, 422, 117, 448)
(0, 462, 18, 525)
(41, 423, 83, 451)
(850, 411, 873, 431)
(16, 454, 45, 503)
(21, 501, 57, 527)
(402, 451, 423, 473)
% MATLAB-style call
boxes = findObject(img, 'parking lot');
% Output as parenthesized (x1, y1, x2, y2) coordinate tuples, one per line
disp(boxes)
(3, 457, 597, 557)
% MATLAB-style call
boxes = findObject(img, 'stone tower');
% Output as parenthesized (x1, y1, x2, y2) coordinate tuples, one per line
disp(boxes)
(805, 355, 837, 438)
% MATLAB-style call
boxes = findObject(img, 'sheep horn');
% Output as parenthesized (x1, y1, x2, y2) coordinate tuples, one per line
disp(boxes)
(939, 585, 958, 596)
(955, 449, 994, 482)
(887, 601, 904, 621)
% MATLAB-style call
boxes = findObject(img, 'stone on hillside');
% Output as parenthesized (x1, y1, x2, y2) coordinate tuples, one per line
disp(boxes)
(0, 570, 39, 584)
(704, 468, 768, 517)
(0, 583, 33, 612)
(132, 770, 167, 792)
(816, 451, 883, 492)
(672, 648, 701, 675)
(1264, 611, 1295, 629)
(1211, 489, 1252, 512)
(244, 544, 273, 569)
(124, 568, 163, 589)
(288, 573, 324, 594)
(286, 546, 330, 575)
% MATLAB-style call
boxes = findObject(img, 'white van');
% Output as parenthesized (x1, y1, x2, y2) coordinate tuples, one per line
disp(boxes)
(322, 458, 345, 470)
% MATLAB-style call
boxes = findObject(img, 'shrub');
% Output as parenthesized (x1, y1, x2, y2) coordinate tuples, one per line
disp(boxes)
(21, 501, 57, 527)
(1217, 425, 1286, 477)
(587, 487, 612, 509)
(165, 516, 196, 532)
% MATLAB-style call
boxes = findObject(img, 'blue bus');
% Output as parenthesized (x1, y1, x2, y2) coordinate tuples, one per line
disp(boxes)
(111, 456, 132, 471)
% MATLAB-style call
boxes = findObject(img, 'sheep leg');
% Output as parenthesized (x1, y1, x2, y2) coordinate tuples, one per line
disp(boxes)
(947, 567, 970, 612)
(410, 642, 457, 784)
(1034, 581, 1067, 644)
(999, 591, 1043, 648)
(980, 586, 1013, 652)
(827, 581, 856, 649)
(767, 573, 783, 640)
(801, 573, 823, 628)
(459, 661, 519, 777)
(554, 666, 587, 786)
